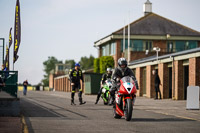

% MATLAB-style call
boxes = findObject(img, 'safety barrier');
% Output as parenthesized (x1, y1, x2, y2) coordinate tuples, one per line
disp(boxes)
(0, 71, 18, 97)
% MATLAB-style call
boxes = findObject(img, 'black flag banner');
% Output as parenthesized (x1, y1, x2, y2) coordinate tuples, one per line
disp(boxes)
(9, 27, 12, 48)
(13, 0, 21, 63)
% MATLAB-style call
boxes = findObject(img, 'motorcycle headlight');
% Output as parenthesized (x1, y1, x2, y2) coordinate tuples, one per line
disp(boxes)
(102, 88, 106, 93)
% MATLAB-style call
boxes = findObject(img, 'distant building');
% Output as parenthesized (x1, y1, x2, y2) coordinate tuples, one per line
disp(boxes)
(94, 0, 200, 67)
(49, 63, 71, 90)
(94, 0, 200, 100)
(55, 64, 71, 75)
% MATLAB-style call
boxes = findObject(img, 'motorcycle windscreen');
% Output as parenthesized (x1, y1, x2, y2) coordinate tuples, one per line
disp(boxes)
(119, 76, 137, 94)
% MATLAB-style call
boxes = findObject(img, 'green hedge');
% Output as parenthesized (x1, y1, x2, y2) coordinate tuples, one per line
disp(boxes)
(93, 58, 100, 73)
(94, 56, 114, 74)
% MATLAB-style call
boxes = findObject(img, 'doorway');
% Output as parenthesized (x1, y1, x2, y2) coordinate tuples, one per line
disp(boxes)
(168, 67, 172, 98)
(183, 66, 189, 100)
(142, 68, 146, 96)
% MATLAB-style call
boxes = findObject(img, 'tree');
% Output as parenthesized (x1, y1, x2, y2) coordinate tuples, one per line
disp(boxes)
(65, 59, 75, 68)
(42, 56, 62, 86)
(79, 55, 95, 70)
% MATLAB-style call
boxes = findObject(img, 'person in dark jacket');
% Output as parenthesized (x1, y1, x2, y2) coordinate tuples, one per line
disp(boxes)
(110, 58, 139, 105)
(95, 68, 112, 104)
(23, 80, 28, 95)
(69, 63, 86, 105)
(0, 75, 5, 92)
(153, 70, 162, 99)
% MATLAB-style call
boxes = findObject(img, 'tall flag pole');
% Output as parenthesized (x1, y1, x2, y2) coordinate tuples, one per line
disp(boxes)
(13, 0, 21, 69)
(127, 11, 130, 64)
(123, 19, 125, 53)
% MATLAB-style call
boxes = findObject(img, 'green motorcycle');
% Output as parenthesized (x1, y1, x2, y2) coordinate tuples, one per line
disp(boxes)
(101, 79, 112, 105)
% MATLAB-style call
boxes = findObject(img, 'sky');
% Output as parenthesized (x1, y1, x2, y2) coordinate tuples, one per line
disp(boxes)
(0, 0, 200, 85)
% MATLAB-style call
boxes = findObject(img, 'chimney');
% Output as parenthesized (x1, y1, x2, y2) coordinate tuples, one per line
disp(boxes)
(143, 0, 152, 16)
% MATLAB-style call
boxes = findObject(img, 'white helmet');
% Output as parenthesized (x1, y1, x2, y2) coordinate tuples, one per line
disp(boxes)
(106, 68, 112, 72)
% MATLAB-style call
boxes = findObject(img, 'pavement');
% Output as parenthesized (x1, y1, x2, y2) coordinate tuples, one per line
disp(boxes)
(1, 90, 200, 133)
(0, 117, 22, 133)
(0, 91, 22, 133)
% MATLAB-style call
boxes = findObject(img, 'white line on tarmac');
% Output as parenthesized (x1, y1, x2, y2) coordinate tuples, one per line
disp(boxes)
(145, 110, 200, 122)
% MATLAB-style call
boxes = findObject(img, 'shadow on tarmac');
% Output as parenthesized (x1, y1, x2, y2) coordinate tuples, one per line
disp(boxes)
(131, 118, 195, 122)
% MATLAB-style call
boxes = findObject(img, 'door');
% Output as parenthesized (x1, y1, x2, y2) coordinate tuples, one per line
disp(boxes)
(183, 66, 189, 100)
(143, 68, 146, 96)
(168, 67, 172, 98)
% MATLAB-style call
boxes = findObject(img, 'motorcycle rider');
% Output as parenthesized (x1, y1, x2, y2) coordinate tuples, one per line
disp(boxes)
(95, 68, 112, 104)
(110, 58, 139, 105)
(69, 63, 86, 105)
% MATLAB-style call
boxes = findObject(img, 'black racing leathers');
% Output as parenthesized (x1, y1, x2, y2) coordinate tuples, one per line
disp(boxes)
(110, 66, 139, 104)
(95, 73, 112, 104)
(101, 73, 112, 85)
(69, 68, 84, 84)
(69, 68, 84, 105)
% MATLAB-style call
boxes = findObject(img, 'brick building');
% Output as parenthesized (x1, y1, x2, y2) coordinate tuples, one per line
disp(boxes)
(94, 1, 200, 67)
(94, 0, 200, 100)
(130, 48, 200, 100)
(49, 63, 71, 91)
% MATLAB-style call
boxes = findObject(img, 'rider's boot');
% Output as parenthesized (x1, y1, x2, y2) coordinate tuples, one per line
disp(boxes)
(95, 95, 100, 104)
(109, 96, 114, 105)
(79, 98, 86, 105)
(71, 99, 76, 105)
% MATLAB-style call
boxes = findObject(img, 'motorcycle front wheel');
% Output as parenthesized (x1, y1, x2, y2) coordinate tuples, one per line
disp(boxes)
(124, 98, 133, 121)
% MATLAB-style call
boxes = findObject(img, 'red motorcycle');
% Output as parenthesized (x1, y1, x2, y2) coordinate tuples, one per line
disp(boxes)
(113, 76, 137, 121)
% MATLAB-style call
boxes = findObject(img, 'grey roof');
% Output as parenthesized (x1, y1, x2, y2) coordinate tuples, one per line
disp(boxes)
(114, 13, 200, 37)
(129, 47, 200, 66)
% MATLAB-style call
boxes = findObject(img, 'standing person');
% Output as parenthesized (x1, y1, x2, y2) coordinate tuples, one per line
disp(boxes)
(23, 80, 28, 95)
(69, 63, 86, 105)
(152, 70, 162, 99)
(0, 75, 5, 92)
(95, 68, 112, 104)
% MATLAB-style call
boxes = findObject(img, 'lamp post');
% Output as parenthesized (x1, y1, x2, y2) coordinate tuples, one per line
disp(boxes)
(153, 47, 160, 63)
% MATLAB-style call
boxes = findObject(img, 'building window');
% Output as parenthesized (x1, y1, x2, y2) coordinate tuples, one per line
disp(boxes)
(175, 41, 186, 52)
(167, 41, 174, 52)
(122, 40, 149, 52)
(121, 39, 128, 52)
(175, 41, 198, 52)
(102, 46, 106, 56)
(110, 42, 116, 55)
(105, 44, 109, 55)
(58, 65, 63, 71)
(187, 41, 198, 49)
(102, 42, 116, 56)
(132, 40, 143, 51)
(145, 41, 153, 51)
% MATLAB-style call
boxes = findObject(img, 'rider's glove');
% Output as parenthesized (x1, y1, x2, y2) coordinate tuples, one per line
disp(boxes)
(131, 76, 139, 90)
(134, 80, 139, 90)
